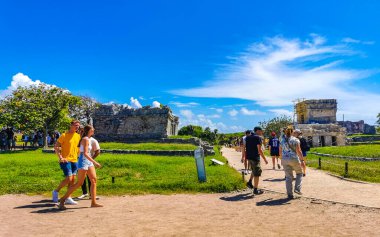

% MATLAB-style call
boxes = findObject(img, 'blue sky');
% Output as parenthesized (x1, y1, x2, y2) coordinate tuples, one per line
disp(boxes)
(1, 0, 379, 132)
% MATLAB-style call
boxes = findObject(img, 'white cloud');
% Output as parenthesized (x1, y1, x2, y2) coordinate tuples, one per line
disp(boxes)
(342, 37, 375, 45)
(216, 108, 223, 113)
(342, 37, 361, 44)
(228, 109, 238, 117)
(171, 35, 379, 124)
(269, 109, 294, 117)
(130, 97, 142, 109)
(180, 109, 194, 120)
(230, 125, 244, 132)
(240, 107, 266, 116)
(152, 101, 161, 108)
(207, 114, 221, 118)
(179, 112, 227, 132)
(170, 101, 200, 108)
(0, 73, 42, 98)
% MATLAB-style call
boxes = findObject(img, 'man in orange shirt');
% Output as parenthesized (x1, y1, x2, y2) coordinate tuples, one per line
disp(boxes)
(52, 120, 81, 204)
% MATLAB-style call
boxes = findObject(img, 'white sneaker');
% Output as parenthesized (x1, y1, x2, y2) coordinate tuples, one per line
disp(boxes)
(52, 190, 59, 203)
(65, 197, 78, 205)
(77, 193, 89, 200)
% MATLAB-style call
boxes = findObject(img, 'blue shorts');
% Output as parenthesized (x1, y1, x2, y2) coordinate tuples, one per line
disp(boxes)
(60, 161, 78, 177)
(78, 153, 94, 170)
(302, 151, 307, 157)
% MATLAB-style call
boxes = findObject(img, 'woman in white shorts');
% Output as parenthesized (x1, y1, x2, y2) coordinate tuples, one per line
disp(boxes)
(58, 125, 102, 210)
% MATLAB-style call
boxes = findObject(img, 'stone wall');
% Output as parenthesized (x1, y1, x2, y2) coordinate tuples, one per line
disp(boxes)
(92, 104, 179, 141)
(296, 99, 337, 124)
(298, 124, 346, 147)
(337, 120, 376, 134)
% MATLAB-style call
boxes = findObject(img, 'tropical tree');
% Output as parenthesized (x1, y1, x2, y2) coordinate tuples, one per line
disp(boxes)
(178, 125, 204, 138)
(0, 83, 80, 147)
(259, 115, 292, 138)
(69, 96, 100, 125)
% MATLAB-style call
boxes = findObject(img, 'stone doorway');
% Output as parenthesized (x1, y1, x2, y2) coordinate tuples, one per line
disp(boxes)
(319, 136, 326, 147)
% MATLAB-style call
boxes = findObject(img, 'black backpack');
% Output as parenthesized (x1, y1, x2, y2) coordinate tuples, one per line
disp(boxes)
(300, 137, 310, 151)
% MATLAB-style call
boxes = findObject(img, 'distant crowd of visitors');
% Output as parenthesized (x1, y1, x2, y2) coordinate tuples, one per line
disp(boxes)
(0, 127, 16, 151)
(240, 126, 310, 199)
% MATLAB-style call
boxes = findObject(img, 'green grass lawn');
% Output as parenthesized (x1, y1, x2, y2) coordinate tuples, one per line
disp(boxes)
(307, 153, 380, 183)
(311, 144, 380, 158)
(168, 135, 193, 139)
(0, 148, 244, 196)
(347, 134, 380, 138)
(100, 142, 197, 151)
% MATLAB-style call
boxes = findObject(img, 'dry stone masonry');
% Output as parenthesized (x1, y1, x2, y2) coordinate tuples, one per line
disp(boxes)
(93, 104, 179, 142)
(295, 99, 346, 147)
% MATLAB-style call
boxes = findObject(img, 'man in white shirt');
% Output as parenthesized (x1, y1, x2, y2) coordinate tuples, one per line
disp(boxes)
(77, 137, 101, 199)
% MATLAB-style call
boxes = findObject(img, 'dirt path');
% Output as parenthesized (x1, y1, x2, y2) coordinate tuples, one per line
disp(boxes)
(1, 192, 379, 237)
(221, 147, 380, 208)
(1, 148, 380, 236)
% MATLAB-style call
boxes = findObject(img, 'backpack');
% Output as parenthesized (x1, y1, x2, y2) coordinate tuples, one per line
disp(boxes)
(300, 137, 310, 151)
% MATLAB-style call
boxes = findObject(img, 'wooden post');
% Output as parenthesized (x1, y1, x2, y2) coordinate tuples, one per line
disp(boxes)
(345, 162, 348, 177)
(112, 177, 115, 183)
(241, 171, 245, 183)
(318, 157, 321, 169)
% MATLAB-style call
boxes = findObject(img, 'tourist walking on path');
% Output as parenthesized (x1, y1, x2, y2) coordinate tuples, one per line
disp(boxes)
(241, 130, 251, 175)
(279, 126, 305, 199)
(294, 129, 309, 176)
(58, 125, 102, 210)
(244, 127, 268, 195)
(78, 135, 101, 200)
(268, 132, 281, 170)
(52, 120, 81, 205)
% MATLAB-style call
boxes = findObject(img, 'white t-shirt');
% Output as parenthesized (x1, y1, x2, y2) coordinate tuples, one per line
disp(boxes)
(90, 137, 100, 157)
(242, 136, 247, 146)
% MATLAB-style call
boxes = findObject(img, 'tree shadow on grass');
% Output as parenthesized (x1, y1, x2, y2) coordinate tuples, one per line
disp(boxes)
(219, 192, 254, 202)
(256, 197, 292, 206)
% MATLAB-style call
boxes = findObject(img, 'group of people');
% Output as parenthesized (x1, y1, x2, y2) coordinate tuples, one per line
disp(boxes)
(241, 126, 310, 199)
(52, 120, 103, 210)
(21, 131, 60, 147)
(0, 127, 16, 151)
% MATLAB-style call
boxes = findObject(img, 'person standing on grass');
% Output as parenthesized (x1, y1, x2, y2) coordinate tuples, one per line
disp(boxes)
(244, 126, 268, 195)
(52, 120, 81, 205)
(58, 125, 102, 210)
(268, 132, 281, 170)
(12, 135, 17, 150)
(279, 126, 305, 199)
(241, 130, 252, 175)
(77, 135, 101, 200)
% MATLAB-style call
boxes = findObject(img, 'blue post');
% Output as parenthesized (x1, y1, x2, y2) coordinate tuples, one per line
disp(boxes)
(194, 147, 206, 182)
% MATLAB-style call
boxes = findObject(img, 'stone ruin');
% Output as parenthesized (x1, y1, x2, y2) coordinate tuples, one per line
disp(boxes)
(92, 104, 179, 142)
(295, 99, 346, 147)
(337, 120, 376, 135)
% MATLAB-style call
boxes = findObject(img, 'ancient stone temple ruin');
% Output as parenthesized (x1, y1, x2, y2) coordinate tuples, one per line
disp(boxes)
(92, 104, 179, 141)
(295, 99, 346, 147)
(337, 120, 376, 135)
